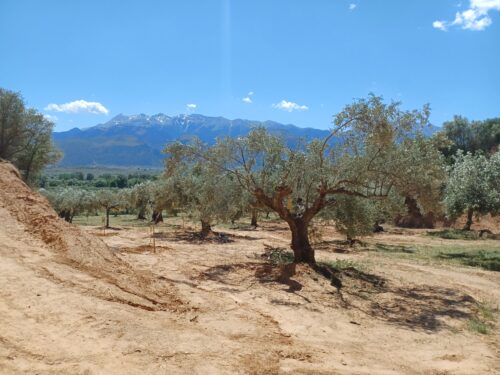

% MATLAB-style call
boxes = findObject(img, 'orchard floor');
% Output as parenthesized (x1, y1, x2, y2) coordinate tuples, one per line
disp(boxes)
(2, 214, 500, 375)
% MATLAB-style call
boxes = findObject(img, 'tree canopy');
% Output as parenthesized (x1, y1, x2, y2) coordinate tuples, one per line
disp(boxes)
(163, 95, 443, 263)
(440, 116, 500, 159)
(164, 142, 244, 236)
(0, 88, 61, 183)
(444, 151, 500, 230)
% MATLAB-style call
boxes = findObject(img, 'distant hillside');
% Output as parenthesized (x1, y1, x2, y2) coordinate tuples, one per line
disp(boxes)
(52, 113, 440, 167)
(53, 114, 331, 167)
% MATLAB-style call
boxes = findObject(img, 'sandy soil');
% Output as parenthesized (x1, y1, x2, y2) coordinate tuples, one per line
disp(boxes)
(1, 160, 499, 374)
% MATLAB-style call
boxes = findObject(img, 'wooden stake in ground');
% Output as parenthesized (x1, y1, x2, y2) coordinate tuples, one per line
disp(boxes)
(150, 223, 156, 253)
(101, 216, 105, 236)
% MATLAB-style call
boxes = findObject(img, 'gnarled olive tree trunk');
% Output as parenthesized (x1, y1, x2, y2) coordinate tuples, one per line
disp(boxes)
(250, 208, 258, 227)
(254, 186, 325, 264)
(152, 210, 163, 224)
(463, 208, 474, 231)
(105, 207, 111, 228)
(137, 208, 147, 220)
(287, 217, 315, 263)
(200, 220, 212, 237)
(395, 196, 434, 229)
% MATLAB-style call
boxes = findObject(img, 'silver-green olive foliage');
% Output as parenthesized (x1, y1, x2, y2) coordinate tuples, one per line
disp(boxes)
(129, 181, 156, 219)
(441, 115, 500, 158)
(0, 88, 61, 183)
(163, 141, 244, 233)
(41, 188, 97, 222)
(444, 151, 500, 227)
(95, 189, 130, 228)
(164, 95, 443, 263)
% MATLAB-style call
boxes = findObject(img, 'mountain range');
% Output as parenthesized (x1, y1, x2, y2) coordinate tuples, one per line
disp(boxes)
(52, 114, 440, 167)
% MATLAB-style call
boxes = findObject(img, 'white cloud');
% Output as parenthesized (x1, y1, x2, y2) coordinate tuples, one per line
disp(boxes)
(186, 103, 197, 109)
(242, 91, 254, 103)
(433, 20, 448, 31)
(43, 114, 58, 122)
(45, 99, 109, 115)
(349, 3, 357, 10)
(272, 100, 309, 112)
(434, 0, 500, 31)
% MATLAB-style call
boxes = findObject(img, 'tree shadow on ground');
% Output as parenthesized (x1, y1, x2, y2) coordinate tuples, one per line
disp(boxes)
(314, 262, 476, 331)
(118, 245, 173, 254)
(199, 261, 310, 302)
(198, 262, 263, 286)
(371, 285, 476, 331)
(257, 224, 288, 232)
(151, 230, 262, 243)
(198, 256, 478, 332)
(148, 230, 234, 244)
(371, 243, 417, 254)
(313, 239, 367, 253)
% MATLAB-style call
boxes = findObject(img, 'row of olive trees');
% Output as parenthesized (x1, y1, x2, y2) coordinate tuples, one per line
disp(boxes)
(42, 186, 146, 228)
(163, 95, 448, 263)
(37, 94, 498, 261)
(0, 88, 61, 183)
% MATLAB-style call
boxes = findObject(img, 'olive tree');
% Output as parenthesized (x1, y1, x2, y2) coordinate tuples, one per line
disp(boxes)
(392, 134, 447, 228)
(41, 188, 96, 223)
(163, 142, 245, 237)
(95, 189, 128, 228)
(440, 116, 500, 159)
(444, 151, 500, 230)
(165, 95, 440, 263)
(129, 181, 154, 220)
(0, 89, 61, 183)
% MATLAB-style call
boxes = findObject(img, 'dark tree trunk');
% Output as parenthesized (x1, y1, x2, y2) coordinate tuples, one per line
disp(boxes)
(251, 209, 258, 227)
(152, 211, 163, 224)
(59, 210, 72, 223)
(288, 218, 315, 263)
(373, 222, 384, 232)
(137, 208, 146, 220)
(395, 196, 434, 229)
(200, 220, 212, 238)
(105, 207, 110, 228)
(463, 208, 473, 231)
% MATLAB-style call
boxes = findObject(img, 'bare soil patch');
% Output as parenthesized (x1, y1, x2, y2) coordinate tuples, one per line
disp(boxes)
(1, 161, 499, 374)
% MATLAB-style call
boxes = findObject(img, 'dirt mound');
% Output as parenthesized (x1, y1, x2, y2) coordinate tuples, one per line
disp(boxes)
(0, 160, 184, 312)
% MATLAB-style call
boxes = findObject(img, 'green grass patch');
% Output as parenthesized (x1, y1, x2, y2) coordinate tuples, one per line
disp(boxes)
(436, 249, 500, 271)
(469, 302, 497, 335)
(319, 259, 367, 272)
(72, 214, 152, 227)
(267, 248, 295, 265)
(370, 235, 500, 272)
(427, 229, 480, 240)
(374, 243, 417, 254)
(261, 245, 294, 266)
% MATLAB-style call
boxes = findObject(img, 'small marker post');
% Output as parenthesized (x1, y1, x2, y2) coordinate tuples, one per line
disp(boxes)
(151, 223, 156, 253)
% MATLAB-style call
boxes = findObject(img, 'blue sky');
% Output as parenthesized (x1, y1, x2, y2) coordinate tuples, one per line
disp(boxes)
(1, 0, 499, 131)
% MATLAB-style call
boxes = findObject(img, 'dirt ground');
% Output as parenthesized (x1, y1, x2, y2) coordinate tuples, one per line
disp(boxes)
(1, 161, 499, 374)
